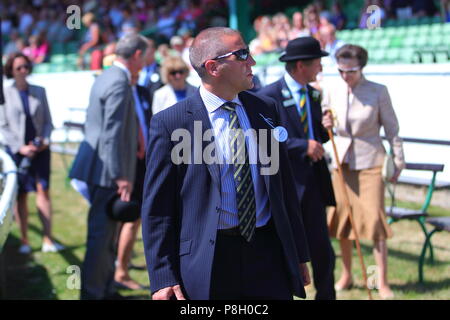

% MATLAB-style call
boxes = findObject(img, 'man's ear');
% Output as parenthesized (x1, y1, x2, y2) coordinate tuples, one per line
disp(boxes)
(204, 60, 220, 77)
(134, 49, 143, 60)
(295, 60, 303, 72)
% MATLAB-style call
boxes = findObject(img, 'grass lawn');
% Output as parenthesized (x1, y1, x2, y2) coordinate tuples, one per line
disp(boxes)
(2, 152, 450, 300)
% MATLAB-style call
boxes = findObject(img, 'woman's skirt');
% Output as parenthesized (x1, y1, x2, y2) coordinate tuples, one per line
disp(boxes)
(327, 164, 393, 241)
(7, 148, 51, 194)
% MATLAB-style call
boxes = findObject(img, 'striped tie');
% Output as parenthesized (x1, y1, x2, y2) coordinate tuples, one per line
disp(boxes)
(299, 87, 309, 138)
(222, 102, 256, 242)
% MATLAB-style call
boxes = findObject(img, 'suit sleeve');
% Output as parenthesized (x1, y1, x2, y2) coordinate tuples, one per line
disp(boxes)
(0, 100, 22, 154)
(272, 102, 310, 263)
(315, 96, 330, 144)
(378, 85, 405, 170)
(39, 87, 54, 141)
(141, 115, 181, 294)
(101, 80, 129, 180)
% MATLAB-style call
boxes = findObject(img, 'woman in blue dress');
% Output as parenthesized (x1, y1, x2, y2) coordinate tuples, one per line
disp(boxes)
(1, 53, 64, 254)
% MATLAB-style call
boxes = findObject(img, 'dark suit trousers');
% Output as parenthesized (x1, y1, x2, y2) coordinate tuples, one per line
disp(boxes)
(302, 175, 336, 300)
(209, 220, 293, 300)
(80, 185, 119, 300)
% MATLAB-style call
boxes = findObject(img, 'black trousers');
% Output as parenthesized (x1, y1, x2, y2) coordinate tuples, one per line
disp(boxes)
(80, 185, 119, 300)
(209, 220, 293, 300)
(301, 180, 336, 300)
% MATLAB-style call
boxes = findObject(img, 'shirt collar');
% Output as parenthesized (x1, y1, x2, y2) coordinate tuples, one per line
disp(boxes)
(199, 85, 241, 114)
(113, 60, 132, 83)
(284, 72, 307, 94)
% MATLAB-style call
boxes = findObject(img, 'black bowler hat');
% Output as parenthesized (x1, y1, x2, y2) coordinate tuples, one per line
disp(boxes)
(106, 194, 141, 222)
(279, 36, 329, 62)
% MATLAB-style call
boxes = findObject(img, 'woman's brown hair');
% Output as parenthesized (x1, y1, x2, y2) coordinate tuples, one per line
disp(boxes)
(4, 52, 33, 79)
(335, 44, 369, 68)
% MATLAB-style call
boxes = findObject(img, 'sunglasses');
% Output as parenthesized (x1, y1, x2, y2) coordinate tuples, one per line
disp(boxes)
(338, 66, 360, 74)
(169, 69, 186, 76)
(15, 64, 30, 72)
(202, 48, 250, 67)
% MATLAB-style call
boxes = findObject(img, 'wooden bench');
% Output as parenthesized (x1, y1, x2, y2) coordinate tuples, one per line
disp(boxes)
(385, 162, 446, 282)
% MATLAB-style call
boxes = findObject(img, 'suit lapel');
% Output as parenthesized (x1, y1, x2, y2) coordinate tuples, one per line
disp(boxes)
(238, 92, 270, 140)
(187, 90, 221, 187)
(27, 86, 40, 116)
(307, 85, 324, 139)
(238, 91, 273, 192)
(279, 79, 305, 138)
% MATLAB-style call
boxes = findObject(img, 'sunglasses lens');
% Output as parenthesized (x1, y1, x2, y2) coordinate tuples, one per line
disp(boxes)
(170, 70, 185, 76)
(338, 67, 359, 74)
(237, 49, 249, 61)
(16, 65, 29, 71)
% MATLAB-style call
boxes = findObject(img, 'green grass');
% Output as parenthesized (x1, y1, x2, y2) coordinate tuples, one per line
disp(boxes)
(2, 153, 450, 300)
(2, 153, 150, 299)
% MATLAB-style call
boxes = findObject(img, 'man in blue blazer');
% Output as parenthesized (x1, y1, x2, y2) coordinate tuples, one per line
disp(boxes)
(259, 37, 336, 300)
(141, 27, 311, 300)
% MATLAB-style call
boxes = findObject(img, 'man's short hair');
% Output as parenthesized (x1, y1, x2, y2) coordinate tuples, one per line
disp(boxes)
(285, 58, 315, 73)
(115, 33, 149, 60)
(189, 27, 242, 78)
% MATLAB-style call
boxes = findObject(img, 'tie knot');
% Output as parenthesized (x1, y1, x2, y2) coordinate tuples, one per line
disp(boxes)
(299, 87, 307, 94)
(222, 101, 237, 112)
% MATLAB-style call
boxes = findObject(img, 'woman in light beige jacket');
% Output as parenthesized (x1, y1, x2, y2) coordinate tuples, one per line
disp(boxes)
(322, 44, 405, 299)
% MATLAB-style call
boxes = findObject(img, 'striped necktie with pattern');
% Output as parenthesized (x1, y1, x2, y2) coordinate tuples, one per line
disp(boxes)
(222, 102, 256, 242)
(299, 87, 309, 138)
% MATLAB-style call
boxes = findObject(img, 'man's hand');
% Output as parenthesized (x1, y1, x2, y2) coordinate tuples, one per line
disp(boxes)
(307, 140, 324, 162)
(152, 285, 186, 300)
(299, 263, 311, 286)
(19, 144, 38, 158)
(322, 110, 334, 130)
(116, 179, 133, 202)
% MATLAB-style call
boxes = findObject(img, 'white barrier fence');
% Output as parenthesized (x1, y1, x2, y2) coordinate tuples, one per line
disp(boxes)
(0, 148, 18, 253)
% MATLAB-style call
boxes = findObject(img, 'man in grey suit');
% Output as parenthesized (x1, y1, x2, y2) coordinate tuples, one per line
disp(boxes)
(69, 33, 149, 300)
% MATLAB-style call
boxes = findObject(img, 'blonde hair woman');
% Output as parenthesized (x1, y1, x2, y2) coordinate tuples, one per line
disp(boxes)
(152, 55, 197, 115)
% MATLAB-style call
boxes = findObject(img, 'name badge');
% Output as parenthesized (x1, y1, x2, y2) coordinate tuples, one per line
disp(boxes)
(150, 73, 160, 83)
(283, 99, 296, 107)
(281, 88, 291, 99)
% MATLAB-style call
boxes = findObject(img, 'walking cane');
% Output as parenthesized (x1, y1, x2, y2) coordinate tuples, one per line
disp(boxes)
(325, 111, 373, 300)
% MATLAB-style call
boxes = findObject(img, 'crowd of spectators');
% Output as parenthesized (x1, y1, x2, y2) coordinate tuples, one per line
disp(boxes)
(249, 3, 347, 61)
(1, 0, 448, 71)
(1, 0, 228, 70)
(248, 0, 447, 59)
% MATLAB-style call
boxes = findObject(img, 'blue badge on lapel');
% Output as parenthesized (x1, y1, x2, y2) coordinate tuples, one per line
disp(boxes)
(259, 113, 288, 142)
(273, 126, 288, 142)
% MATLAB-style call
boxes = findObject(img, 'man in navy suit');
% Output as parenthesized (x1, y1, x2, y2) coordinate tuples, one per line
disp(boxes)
(259, 37, 336, 300)
(141, 27, 311, 300)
